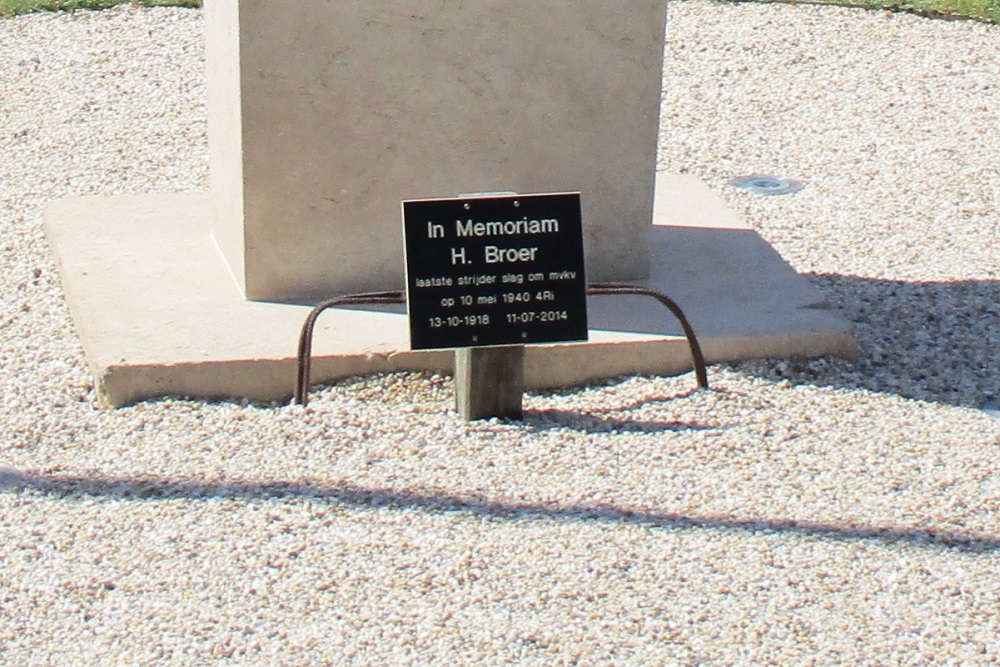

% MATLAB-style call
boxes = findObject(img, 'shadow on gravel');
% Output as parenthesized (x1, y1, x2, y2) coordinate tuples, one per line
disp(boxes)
(3, 470, 997, 555)
(520, 409, 714, 434)
(732, 274, 1000, 410)
(516, 388, 716, 434)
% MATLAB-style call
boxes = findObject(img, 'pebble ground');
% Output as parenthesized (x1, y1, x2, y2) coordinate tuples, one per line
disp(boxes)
(1, 3, 999, 665)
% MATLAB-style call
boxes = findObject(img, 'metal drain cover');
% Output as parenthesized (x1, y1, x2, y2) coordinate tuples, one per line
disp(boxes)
(730, 175, 805, 196)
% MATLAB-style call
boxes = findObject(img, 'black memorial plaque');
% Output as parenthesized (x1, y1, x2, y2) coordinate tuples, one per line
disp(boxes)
(403, 192, 588, 350)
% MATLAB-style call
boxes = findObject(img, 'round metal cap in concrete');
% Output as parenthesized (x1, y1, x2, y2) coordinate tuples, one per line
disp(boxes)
(730, 175, 805, 196)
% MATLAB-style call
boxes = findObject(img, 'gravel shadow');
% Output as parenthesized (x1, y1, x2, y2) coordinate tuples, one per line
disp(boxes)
(2, 469, 998, 554)
(732, 274, 1000, 410)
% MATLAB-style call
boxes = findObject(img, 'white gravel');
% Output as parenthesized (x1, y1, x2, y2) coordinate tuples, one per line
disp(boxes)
(1, 2, 999, 665)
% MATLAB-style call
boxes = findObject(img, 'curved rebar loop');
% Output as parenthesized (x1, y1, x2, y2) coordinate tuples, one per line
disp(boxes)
(586, 283, 709, 390)
(295, 291, 406, 406)
(295, 284, 708, 406)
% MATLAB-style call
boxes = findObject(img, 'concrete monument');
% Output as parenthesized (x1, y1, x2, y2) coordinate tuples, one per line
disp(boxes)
(205, 0, 669, 301)
(43, 0, 857, 406)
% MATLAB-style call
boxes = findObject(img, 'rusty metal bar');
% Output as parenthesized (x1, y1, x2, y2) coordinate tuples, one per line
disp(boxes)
(295, 291, 405, 406)
(294, 284, 708, 406)
(586, 283, 709, 390)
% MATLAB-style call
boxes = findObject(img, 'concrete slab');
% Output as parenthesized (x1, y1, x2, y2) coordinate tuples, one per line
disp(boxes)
(44, 173, 857, 407)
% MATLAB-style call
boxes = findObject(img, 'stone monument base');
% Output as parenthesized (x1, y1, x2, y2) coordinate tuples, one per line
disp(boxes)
(44, 173, 857, 407)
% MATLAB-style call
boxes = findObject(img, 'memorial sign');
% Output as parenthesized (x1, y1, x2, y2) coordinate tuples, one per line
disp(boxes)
(403, 193, 588, 350)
